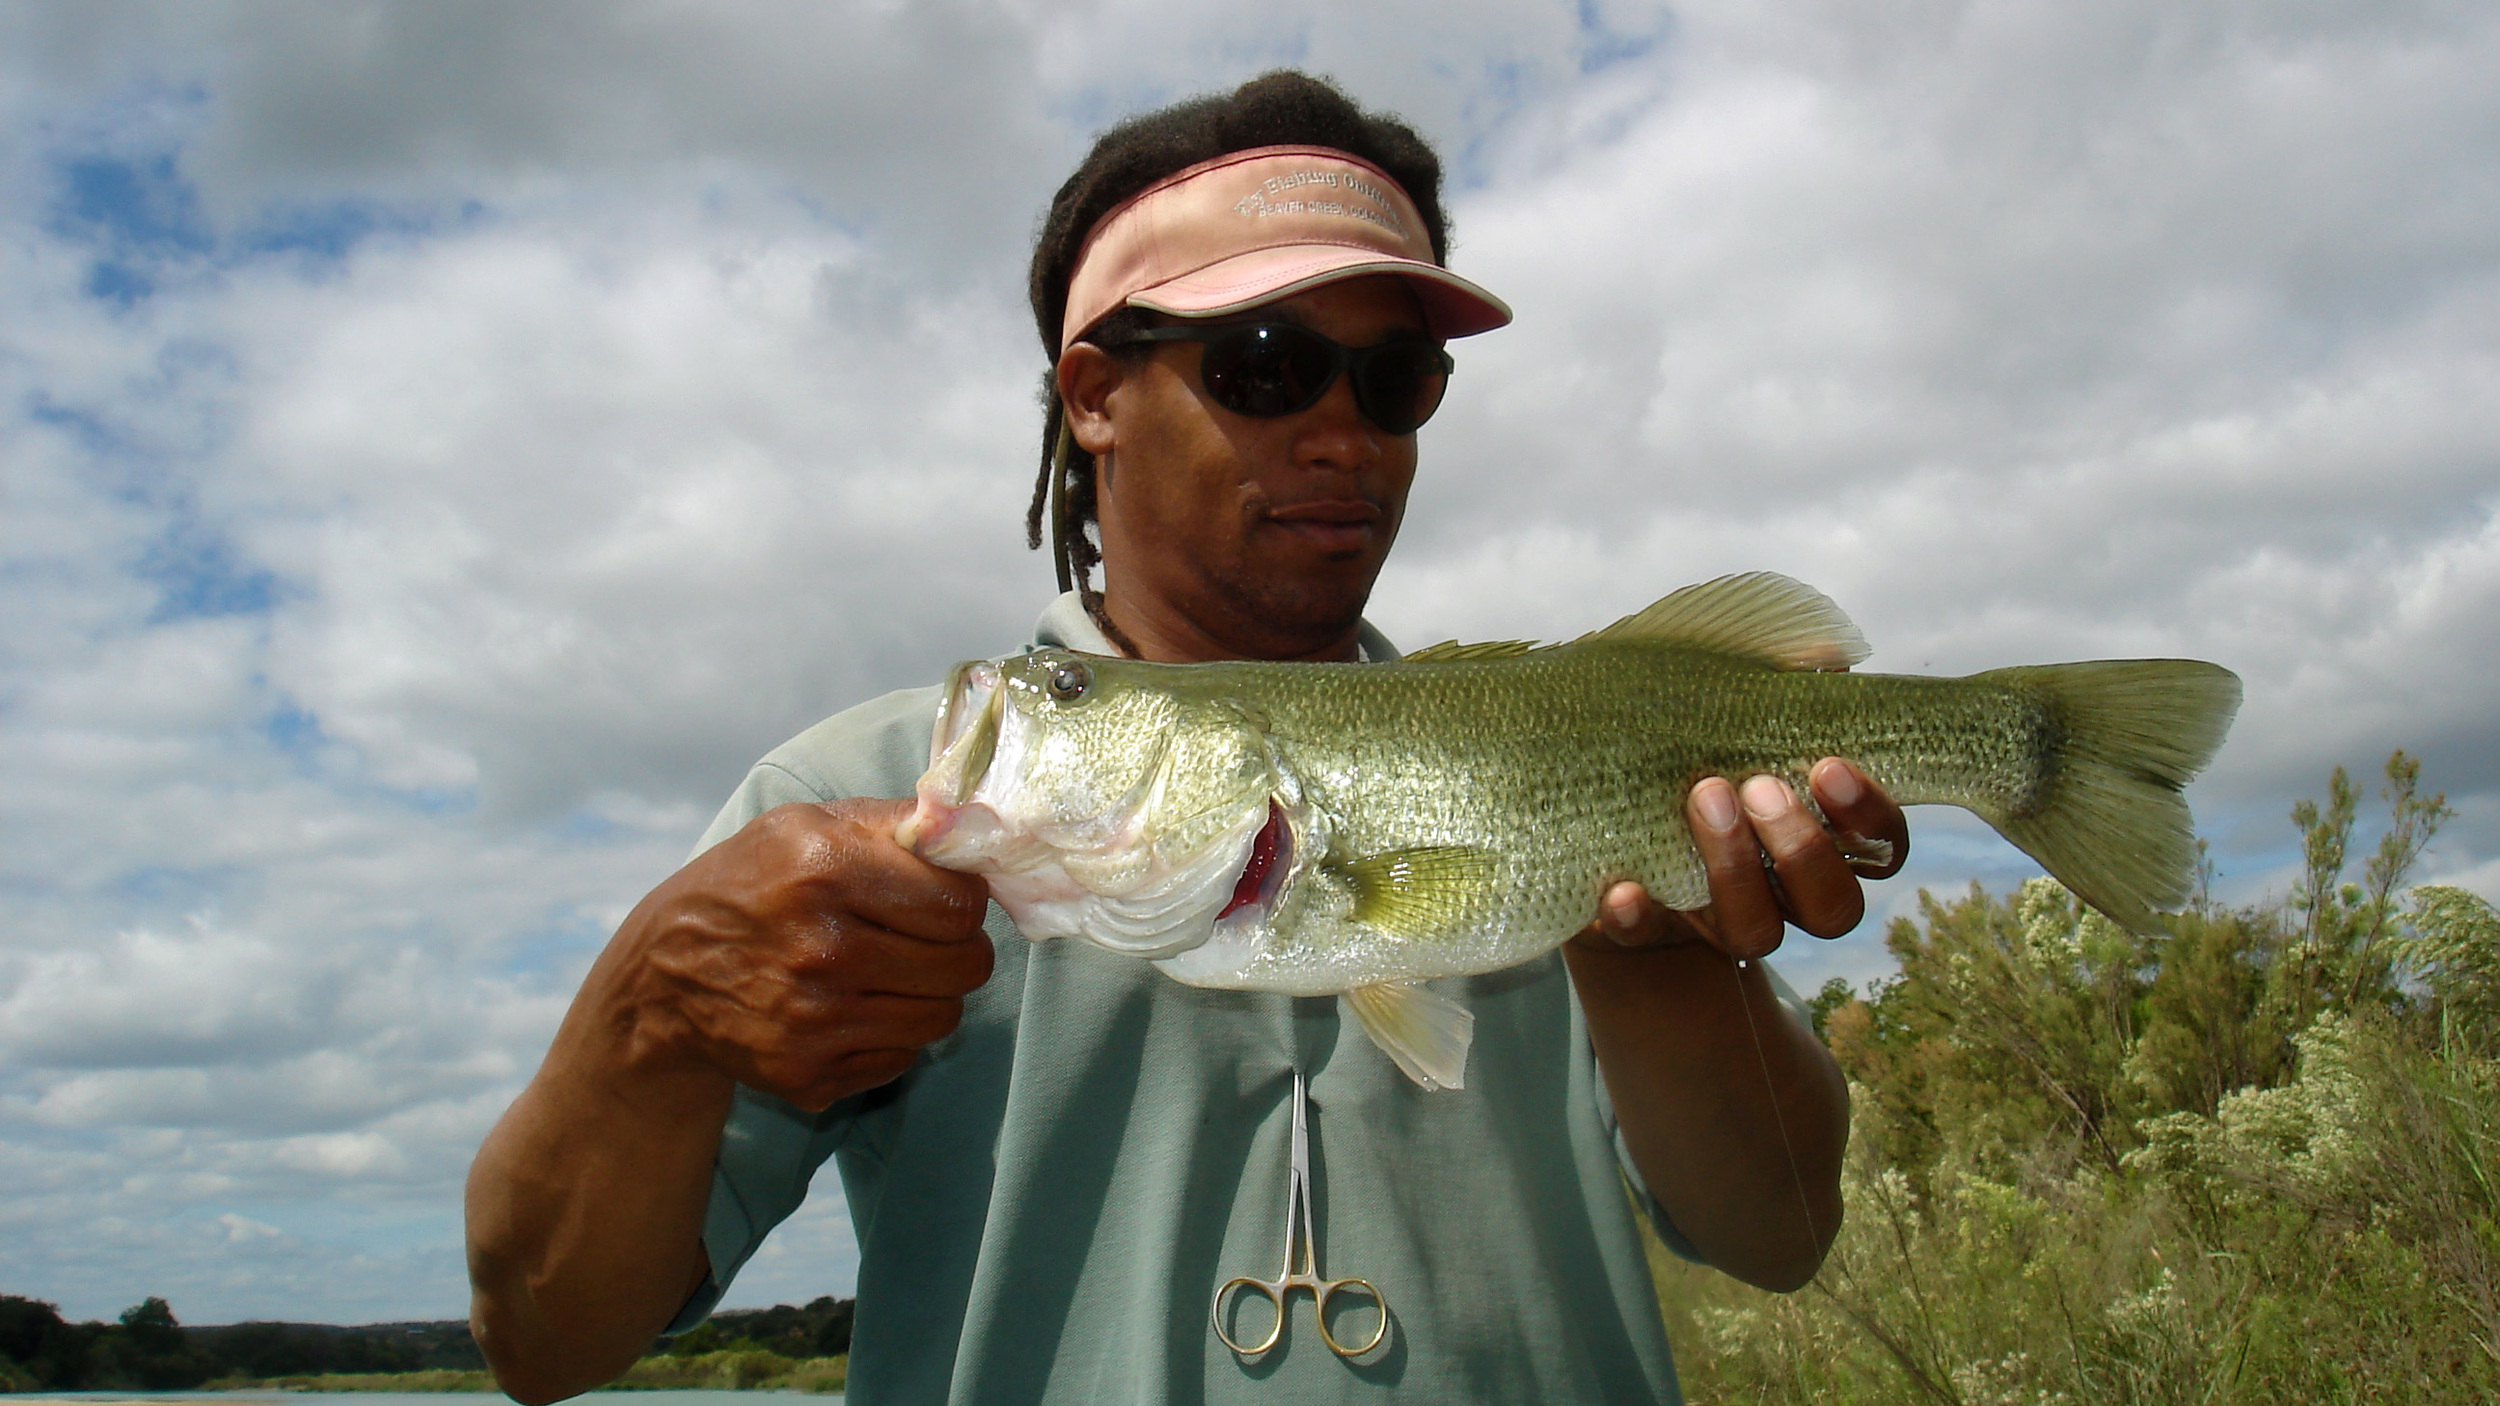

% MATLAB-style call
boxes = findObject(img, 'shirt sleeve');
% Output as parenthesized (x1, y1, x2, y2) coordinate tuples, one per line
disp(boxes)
(669, 1085, 861, 1331)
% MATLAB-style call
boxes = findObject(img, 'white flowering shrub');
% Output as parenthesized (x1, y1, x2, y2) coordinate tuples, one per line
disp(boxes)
(1650, 756, 2498, 1403)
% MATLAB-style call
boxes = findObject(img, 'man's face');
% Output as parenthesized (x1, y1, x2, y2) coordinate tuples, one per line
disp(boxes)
(1077, 275, 1430, 661)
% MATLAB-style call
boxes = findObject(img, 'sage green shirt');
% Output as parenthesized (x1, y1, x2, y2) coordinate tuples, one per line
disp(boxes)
(679, 595, 1694, 1404)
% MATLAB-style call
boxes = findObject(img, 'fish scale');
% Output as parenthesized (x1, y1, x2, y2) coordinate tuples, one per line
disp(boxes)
(899, 573, 2240, 1090)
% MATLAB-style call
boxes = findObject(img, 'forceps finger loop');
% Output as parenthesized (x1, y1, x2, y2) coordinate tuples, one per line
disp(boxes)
(1313, 1276, 1388, 1358)
(1212, 1276, 1288, 1357)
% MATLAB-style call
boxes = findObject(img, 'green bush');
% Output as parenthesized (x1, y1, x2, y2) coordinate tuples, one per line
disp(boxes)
(1655, 753, 2500, 1404)
(782, 1355, 850, 1394)
(610, 1346, 836, 1390)
(248, 1368, 497, 1392)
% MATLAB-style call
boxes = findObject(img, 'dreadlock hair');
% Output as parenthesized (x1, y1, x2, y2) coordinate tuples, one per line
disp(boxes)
(1024, 70, 1451, 656)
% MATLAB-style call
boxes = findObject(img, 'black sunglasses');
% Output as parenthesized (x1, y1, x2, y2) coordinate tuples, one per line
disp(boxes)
(1095, 322, 1455, 435)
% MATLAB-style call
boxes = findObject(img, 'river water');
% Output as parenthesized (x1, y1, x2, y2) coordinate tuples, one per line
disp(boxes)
(20, 1392, 837, 1406)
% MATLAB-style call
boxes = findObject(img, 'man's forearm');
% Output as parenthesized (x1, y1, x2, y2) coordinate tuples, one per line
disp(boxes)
(1564, 937, 1849, 1292)
(465, 799, 995, 1403)
(465, 999, 731, 1404)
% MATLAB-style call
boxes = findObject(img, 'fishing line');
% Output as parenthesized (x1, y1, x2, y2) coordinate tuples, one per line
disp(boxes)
(1729, 953, 1823, 1269)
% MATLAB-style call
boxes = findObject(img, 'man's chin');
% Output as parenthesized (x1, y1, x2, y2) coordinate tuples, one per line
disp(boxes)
(1211, 573, 1377, 657)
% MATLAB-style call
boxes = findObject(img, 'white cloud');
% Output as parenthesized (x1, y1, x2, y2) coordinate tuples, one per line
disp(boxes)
(1, 0, 2495, 1328)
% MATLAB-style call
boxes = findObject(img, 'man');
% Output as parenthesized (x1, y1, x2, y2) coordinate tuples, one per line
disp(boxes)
(466, 72, 1904, 1404)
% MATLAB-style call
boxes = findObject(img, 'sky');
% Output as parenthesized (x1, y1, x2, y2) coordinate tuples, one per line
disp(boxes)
(2, 0, 2495, 1327)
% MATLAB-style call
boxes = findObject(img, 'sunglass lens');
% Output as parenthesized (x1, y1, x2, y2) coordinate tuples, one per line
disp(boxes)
(1201, 326, 1336, 418)
(1186, 324, 1449, 433)
(1354, 342, 1450, 435)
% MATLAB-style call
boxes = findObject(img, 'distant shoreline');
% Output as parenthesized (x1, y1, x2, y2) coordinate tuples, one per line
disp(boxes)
(0, 1297, 851, 1397)
(181, 1353, 847, 1395)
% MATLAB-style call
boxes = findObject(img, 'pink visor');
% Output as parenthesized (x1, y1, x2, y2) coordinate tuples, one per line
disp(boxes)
(1058, 144, 1513, 354)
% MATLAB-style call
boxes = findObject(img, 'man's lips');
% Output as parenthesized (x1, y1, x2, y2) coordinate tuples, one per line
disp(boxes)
(1265, 500, 1384, 549)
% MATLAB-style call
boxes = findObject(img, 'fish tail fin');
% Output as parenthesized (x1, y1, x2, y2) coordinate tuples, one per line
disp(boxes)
(1974, 660, 2241, 933)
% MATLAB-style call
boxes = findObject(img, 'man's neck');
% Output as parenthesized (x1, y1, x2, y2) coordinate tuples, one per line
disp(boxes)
(1101, 588, 1365, 664)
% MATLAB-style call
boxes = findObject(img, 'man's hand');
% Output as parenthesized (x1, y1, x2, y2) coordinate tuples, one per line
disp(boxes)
(465, 799, 993, 1403)
(1574, 758, 1908, 959)
(619, 799, 995, 1110)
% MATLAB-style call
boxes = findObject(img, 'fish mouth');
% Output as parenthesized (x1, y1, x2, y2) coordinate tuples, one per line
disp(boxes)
(897, 659, 1005, 858)
(931, 659, 1002, 771)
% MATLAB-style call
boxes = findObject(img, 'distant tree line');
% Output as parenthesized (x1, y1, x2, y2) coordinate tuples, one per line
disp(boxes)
(1, 1296, 224, 1391)
(671, 1296, 856, 1361)
(0, 1291, 854, 1390)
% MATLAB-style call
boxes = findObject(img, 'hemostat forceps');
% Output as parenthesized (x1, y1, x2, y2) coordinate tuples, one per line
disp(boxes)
(1211, 1072, 1388, 1359)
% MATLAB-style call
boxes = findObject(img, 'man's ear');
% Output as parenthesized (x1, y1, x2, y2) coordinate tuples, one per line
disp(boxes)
(1056, 344, 1122, 457)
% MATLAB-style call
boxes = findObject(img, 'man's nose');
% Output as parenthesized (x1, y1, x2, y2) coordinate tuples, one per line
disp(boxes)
(1290, 373, 1383, 470)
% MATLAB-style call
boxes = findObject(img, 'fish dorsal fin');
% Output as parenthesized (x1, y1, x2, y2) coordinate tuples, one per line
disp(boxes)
(1578, 571, 1870, 670)
(1341, 981, 1474, 1091)
(1399, 638, 1541, 663)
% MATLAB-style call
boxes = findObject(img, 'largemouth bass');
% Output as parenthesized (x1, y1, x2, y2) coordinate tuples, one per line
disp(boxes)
(895, 573, 2241, 1090)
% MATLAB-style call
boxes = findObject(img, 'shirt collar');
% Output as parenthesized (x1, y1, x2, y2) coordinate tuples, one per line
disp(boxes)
(1031, 591, 1401, 662)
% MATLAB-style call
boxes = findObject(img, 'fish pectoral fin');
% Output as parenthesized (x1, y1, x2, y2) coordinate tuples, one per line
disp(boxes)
(1341, 982, 1474, 1091)
(1576, 571, 1870, 671)
(1331, 845, 1500, 938)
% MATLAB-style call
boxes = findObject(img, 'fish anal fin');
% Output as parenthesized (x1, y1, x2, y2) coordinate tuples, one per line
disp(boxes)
(1341, 982, 1474, 1091)
(1398, 638, 1543, 663)
(1577, 571, 1871, 671)
(1333, 845, 1500, 938)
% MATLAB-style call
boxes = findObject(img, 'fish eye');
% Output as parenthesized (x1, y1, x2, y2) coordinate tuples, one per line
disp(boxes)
(1046, 661, 1090, 702)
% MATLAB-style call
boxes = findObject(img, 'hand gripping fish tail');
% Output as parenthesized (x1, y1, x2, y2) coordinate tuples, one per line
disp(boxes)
(898, 571, 2243, 1090)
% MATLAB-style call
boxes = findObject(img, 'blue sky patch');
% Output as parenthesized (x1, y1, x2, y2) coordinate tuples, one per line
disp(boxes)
(26, 397, 121, 457)
(51, 152, 214, 254)
(239, 197, 470, 266)
(1576, 0, 1674, 76)
(49, 152, 214, 308)
(498, 906, 612, 983)
(44, 136, 460, 306)
(140, 517, 284, 622)
(110, 863, 239, 914)
(262, 700, 328, 758)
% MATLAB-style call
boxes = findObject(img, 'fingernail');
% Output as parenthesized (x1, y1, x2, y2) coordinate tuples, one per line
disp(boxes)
(1741, 775, 1790, 820)
(1609, 881, 1652, 925)
(1819, 760, 1863, 808)
(1694, 779, 1739, 831)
